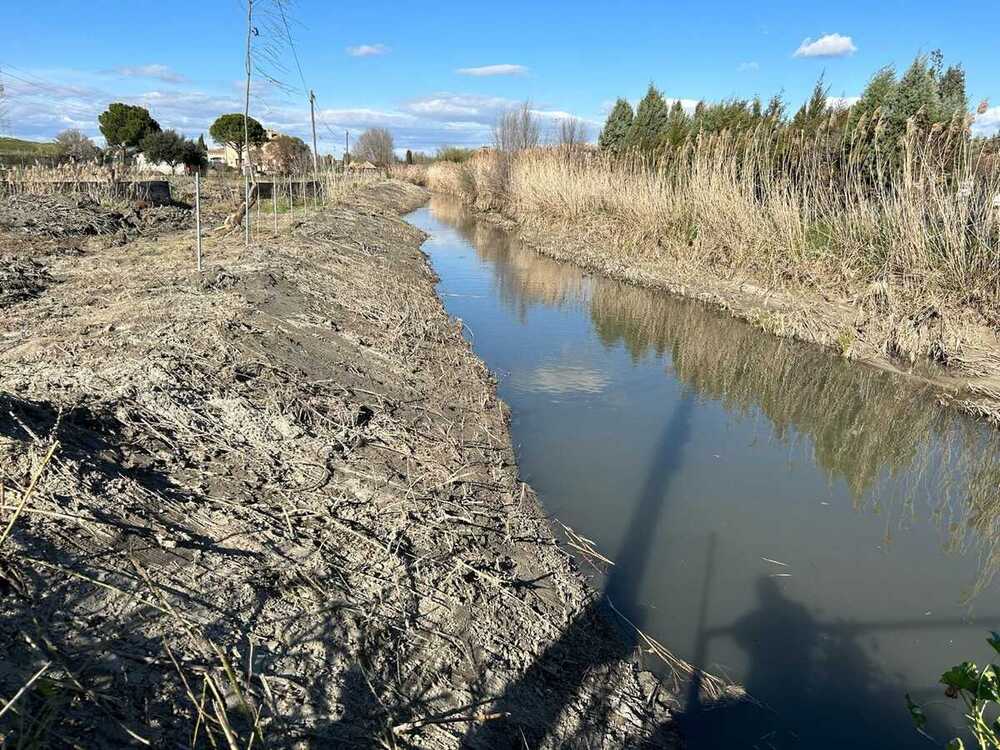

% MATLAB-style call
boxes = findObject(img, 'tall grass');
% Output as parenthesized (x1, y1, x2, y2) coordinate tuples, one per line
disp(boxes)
(389, 163, 429, 186)
(0, 162, 145, 204)
(428, 122, 1000, 319)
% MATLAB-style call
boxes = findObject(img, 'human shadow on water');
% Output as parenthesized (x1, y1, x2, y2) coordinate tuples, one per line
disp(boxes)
(676, 574, 981, 750)
(463, 392, 699, 748)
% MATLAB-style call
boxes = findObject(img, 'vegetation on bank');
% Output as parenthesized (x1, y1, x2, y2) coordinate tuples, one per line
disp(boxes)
(910, 634, 1000, 749)
(598, 51, 980, 164)
(425, 51, 1000, 371)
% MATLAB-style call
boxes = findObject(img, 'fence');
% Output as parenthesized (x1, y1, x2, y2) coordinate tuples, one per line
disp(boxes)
(188, 168, 381, 270)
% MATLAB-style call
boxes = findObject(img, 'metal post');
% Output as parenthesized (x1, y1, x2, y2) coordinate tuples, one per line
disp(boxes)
(272, 178, 278, 236)
(244, 170, 250, 249)
(195, 171, 203, 272)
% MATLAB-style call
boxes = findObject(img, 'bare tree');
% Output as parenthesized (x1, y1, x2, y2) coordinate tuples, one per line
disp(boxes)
(54, 129, 101, 161)
(493, 101, 540, 153)
(557, 117, 588, 149)
(352, 128, 395, 166)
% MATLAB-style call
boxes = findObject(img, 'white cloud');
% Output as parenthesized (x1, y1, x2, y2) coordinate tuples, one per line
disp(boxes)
(738, 61, 760, 72)
(1, 68, 594, 155)
(346, 44, 389, 57)
(828, 96, 861, 110)
(973, 106, 1000, 137)
(402, 93, 513, 123)
(112, 64, 187, 83)
(456, 64, 528, 77)
(793, 33, 857, 59)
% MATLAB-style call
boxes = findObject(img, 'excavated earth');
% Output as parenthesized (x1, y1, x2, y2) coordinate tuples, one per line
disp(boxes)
(0, 182, 680, 747)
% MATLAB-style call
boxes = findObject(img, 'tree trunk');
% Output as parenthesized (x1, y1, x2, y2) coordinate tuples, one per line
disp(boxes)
(217, 182, 258, 234)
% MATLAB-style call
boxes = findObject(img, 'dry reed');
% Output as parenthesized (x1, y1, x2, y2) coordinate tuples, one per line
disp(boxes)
(429, 124, 1000, 320)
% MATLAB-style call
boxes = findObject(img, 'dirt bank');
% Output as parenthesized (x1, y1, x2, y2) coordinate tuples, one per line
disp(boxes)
(0, 181, 683, 747)
(429, 195, 1000, 428)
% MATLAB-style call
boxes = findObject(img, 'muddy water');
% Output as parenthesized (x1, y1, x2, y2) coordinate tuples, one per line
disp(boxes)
(406, 196, 1000, 749)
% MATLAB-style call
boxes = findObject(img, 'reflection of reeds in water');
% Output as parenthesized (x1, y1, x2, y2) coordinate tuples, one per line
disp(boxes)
(432, 195, 1000, 594)
(591, 283, 938, 495)
(591, 281, 1000, 595)
(431, 197, 592, 316)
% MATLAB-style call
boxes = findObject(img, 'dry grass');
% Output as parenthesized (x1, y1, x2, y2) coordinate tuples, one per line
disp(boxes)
(429, 127, 1000, 323)
(1, 163, 383, 214)
(389, 164, 429, 187)
(1, 163, 146, 205)
(0, 180, 692, 746)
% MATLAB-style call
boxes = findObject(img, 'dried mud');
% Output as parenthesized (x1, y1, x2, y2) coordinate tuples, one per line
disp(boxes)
(0, 181, 682, 747)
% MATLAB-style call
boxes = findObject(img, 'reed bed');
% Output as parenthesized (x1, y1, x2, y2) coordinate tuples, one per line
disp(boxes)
(2, 162, 382, 211)
(1, 162, 145, 205)
(428, 125, 1000, 322)
(389, 164, 429, 187)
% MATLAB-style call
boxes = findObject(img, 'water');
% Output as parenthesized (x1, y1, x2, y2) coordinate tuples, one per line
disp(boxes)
(405, 196, 1000, 749)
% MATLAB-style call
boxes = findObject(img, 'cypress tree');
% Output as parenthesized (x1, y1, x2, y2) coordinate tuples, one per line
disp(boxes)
(663, 100, 689, 147)
(850, 67, 897, 129)
(890, 55, 940, 133)
(937, 65, 968, 119)
(598, 98, 634, 154)
(627, 84, 670, 153)
(792, 77, 829, 135)
(764, 94, 786, 123)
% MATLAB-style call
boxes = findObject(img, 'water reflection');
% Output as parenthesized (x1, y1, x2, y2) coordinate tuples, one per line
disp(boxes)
(429, 196, 1000, 595)
(416, 196, 1000, 748)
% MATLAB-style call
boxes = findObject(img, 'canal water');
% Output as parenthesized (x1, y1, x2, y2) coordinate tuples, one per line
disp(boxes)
(406, 196, 1000, 749)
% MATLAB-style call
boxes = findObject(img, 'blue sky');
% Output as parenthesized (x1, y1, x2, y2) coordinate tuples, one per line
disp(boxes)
(3, 0, 998, 154)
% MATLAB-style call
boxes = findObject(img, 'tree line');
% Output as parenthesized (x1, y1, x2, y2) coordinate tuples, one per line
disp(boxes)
(598, 51, 982, 169)
(48, 103, 318, 174)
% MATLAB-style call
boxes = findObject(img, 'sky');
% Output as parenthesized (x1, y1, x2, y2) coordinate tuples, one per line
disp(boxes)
(2, 0, 999, 156)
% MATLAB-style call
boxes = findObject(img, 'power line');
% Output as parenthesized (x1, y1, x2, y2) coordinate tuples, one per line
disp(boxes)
(0, 64, 77, 97)
(277, 2, 309, 96)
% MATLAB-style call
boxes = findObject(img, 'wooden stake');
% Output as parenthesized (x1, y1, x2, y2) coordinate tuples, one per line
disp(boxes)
(195, 171, 203, 271)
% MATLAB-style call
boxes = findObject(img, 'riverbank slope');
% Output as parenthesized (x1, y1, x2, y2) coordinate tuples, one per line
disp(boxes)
(0, 181, 677, 746)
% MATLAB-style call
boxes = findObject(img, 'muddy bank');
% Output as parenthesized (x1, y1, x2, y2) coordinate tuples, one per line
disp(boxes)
(436, 197, 1000, 427)
(0, 181, 681, 746)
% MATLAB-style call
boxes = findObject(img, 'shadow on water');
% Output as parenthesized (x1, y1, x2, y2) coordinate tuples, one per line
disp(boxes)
(419, 197, 1000, 748)
(463, 393, 699, 748)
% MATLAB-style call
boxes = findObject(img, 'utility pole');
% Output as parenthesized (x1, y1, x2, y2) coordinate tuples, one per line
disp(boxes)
(309, 90, 319, 174)
(243, 0, 254, 250)
(0, 67, 9, 137)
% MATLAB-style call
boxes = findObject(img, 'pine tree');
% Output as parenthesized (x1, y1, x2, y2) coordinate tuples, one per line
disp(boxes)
(197, 133, 207, 152)
(626, 84, 670, 153)
(598, 98, 634, 154)
(405, 149, 413, 165)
